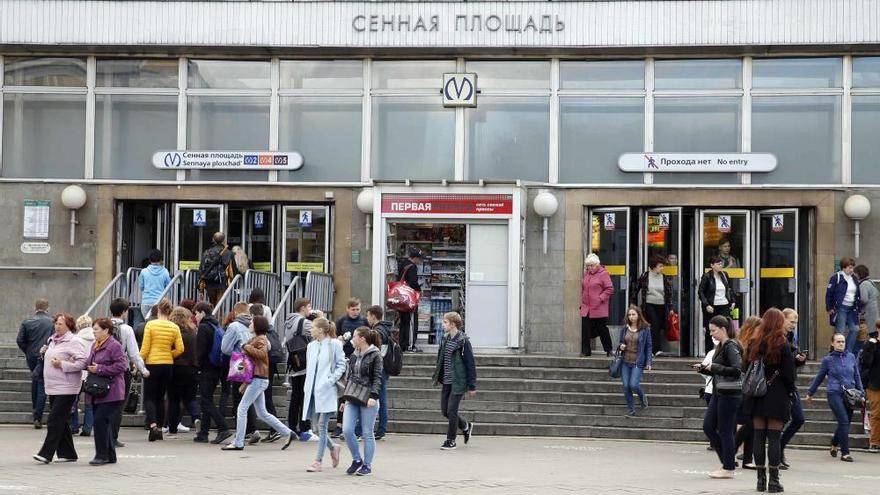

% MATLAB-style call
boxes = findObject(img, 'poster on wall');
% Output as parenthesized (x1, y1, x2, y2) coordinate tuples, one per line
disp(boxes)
(23, 200, 50, 239)
(718, 215, 732, 233)
(772, 214, 784, 233)
(603, 213, 616, 231)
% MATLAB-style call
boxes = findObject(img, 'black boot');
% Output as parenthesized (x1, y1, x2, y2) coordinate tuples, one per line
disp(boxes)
(756, 466, 767, 492)
(768, 467, 784, 493)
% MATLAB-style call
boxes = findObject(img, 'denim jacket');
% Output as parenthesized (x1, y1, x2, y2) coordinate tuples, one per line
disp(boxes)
(617, 326, 653, 369)
(808, 350, 864, 396)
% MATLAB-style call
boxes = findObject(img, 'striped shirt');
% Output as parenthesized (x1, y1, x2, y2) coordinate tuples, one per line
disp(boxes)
(442, 332, 465, 385)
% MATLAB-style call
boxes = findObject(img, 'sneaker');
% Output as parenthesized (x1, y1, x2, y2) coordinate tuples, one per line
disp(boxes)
(211, 430, 233, 445)
(441, 440, 457, 450)
(869, 445, 880, 453)
(463, 422, 474, 445)
(88, 458, 109, 466)
(840, 454, 854, 462)
(779, 457, 790, 470)
(281, 433, 294, 450)
(299, 431, 313, 442)
(330, 445, 341, 468)
(79, 430, 92, 437)
(193, 419, 201, 433)
(625, 410, 636, 417)
(176, 423, 190, 433)
(306, 461, 322, 472)
(33, 420, 42, 429)
(330, 427, 343, 439)
(640, 397, 649, 409)
(161, 426, 169, 434)
(708, 469, 735, 479)
(346, 460, 363, 475)
(742, 462, 757, 470)
(374, 431, 386, 441)
(265, 431, 282, 443)
(355, 465, 372, 476)
(247, 431, 262, 445)
(193, 434, 209, 443)
(54, 457, 77, 463)
(113, 440, 125, 448)
(654, 351, 664, 357)
(33, 454, 50, 464)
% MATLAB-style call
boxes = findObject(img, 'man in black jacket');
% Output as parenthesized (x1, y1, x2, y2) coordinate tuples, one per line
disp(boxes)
(193, 301, 232, 445)
(397, 248, 423, 353)
(366, 305, 394, 440)
(16, 299, 53, 429)
(860, 329, 880, 452)
(199, 232, 233, 304)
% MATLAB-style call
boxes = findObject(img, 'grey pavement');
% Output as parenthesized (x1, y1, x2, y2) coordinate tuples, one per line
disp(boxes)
(0, 426, 877, 494)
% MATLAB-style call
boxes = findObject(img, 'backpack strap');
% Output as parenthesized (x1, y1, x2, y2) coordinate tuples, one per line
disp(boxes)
(296, 317, 305, 336)
(399, 263, 414, 282)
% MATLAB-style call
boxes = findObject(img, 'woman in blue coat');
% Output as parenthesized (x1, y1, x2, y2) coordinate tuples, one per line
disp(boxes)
(618, 306, 653, 417)
(302, 318, 347, 472)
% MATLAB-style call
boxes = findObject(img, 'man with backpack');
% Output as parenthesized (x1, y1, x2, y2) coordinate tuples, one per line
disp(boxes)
(199, 232, 234, 305)
(193, 301, 232, 445)
(284, 298, 323, 439)
(109, 298, 149, 448)
(366, 305, 403, 440)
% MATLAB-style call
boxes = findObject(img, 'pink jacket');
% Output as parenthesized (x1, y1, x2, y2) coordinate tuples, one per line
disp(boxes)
(43, 331, 87, 396)
(580, 265, 614, 318)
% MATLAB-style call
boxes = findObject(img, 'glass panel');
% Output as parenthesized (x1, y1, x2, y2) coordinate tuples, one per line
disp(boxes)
(752, 57, 842, 89)
(371, 60, 456, 89)
(654, 59, 742, 90)
(95, 94, 178, 180)
(96, 59, 178, 88)
(852, 96, 880, 183)
(589, 210, 628, 327)
(227, 208, 244, 249)
(466, 96, 549, 181)
(560, 60, 644, 90)
(280, 60, 363, 90)
(246, 209, 274, 272)
(853, 57, 880, 88)
(758, 212, 796, 315)
(646, 210, 681, 355)
(371, 96, 455, 180)
(653, 97, 741, 184)
(2, 94, 85, 178)
(187, 60, 270, 89)
(751, 96, 841, 184)
(701, 213, 748, 328)
(285, 207, 327, 273)
(186, 96, 270, 181)
(559, 97, 644, 183)
(4, 57, 86, 86)
(468, 224, 508, 282)
(278, 97, 361, 182)
(465, 61, 550, 90)
(177, 206, 222, 271)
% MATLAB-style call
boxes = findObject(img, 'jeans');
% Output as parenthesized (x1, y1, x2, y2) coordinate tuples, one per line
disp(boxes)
(69, 394, 93, 433)
(827, 392, 854, 455)
(780, 391, 805, 452)
(621, 362, 646, 413)
(232, 378, 292, 448)
(835, 305, 860, 353)
(92, 400, 123, 462)
(343, 401, 379, 467)
(37, 394, 78, 461)
(377, 372, 389, 435)
(140, 302, 154, 322)
(26, 355, 47, 422)
(312, 412, 337, 462)
(703, 393, 740, 470)
(441, 384, 469, 441)
(198, 368, 229, 434)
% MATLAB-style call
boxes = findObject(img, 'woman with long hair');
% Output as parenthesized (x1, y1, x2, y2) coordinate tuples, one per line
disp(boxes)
(744, 308, 797, 492)
(166, 307, 200, 437)
(139, 298, 184, 441)
(302, 318, 346, 471)
(734, 315, 762, 469)
(342, 327, 384, 476)
(617, 306, 652, 417)
(231, 245, 253, 277)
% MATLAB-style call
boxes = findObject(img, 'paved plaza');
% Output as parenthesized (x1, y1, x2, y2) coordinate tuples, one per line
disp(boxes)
(0, 426, 877, 494)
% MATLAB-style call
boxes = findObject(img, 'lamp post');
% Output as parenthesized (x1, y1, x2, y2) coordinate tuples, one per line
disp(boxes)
(843, 194, 871, 258)
(533, 190, 559, 255)
(357, 188, 375, 250)
(61, 185, 87, 247)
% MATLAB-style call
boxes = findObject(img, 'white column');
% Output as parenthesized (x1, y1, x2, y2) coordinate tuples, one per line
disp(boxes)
(548, 58, 560, 184)
(269, 57, 280, 182)
(176, 57, 187, 182)
(644, 58, 654, 185)
(84, 56, 96, 179)
(842, 55, 852, 185)
(741, 56, 752, 185)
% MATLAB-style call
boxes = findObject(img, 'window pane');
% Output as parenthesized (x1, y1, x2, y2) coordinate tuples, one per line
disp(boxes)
(653, 97, 741, 184)
(279, 97, 362, 182)
(186, 96, 270, 181)
(285, 207, 327, 273)
(466, 96, 549, 182)
(371, 96, 454, 180)
(2, 94, 85, 178)
(752, 58, 842, 89)
(751, 96, 841, 184)
(187, 60, 270, 89)
(851, 96, 880, 183)
(95, 95, 178, 180)
(280, 60, 362, 90)
(853, 57, 880, 88)
(560, 60, 644, 90)
(654, 59, 742, 90)
(465, 61, 550, 90)
(371, 60, 455, 90)
(4, 57, 86, 86)
(559, 97, 644, 183)
(96, 59, 178, 88)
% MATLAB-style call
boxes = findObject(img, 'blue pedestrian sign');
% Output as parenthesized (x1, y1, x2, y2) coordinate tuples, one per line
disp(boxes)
(193, 209, 207, 227)
(254, 211, 264, 229)
(299, 210, 312, 228)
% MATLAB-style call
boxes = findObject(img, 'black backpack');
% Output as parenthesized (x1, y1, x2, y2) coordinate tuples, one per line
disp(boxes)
(200, 246, 229, 285)
(285, 317, 310, 372)
(267, 324, 285, 366)
(377, 325, 403, 376)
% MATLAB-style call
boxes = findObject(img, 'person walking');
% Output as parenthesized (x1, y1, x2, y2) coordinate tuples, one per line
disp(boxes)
(284, 298, 323, 439)
(199, 232, 233, 305)
(16, 298, 54, 429)
(618, 306, 652, 417)
(302, 318, 346, 472)
(432, 312, 477, 450)
(806, 333, 864, 463)
(397, 248, 424, 353)
(825, 257, 862, 353)
(139, 298, 184, 442)
(734, 315, 762, 469)
(631, 256, 672, 356)
(84, 318, 128, 466)
(70, 315, 95, 437)
(366, 305, 394, 440)
(247, 287, 273, 321)
(778, 308, 807, 470)
(231, 245, 254, 278)
(33, 313, 87, 464)
(580, 253, 614, 357)
(167, 307, 200, 438)
(109, 297, 148, 448)
(859, 328, 880, 452)
(221, 316, 294, 451)
(138, 249, 172, 321)
(222, 302, 260, 444)
(743, 308, 797, 493)
(342, 327, 384, 476)
(193, 301, 232, 445)
(698, 256, 735, 352)
(855, 265, 877, 356)
(698, 315, 742, 479)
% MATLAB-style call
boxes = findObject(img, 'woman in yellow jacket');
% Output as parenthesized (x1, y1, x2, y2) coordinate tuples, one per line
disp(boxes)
(139, 298, 184, 441)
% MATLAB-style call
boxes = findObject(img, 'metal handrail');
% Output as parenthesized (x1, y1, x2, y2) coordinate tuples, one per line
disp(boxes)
(155, 271, 184, 306)
(212, 274, 243, 319)
(244, 269, 282, 310)
(125, 267, 142, 309)
(274, 275, 303, 330)
(181, 269, 201, 302)
(84, 272, 125, 318)
(304, 272, 334, 316)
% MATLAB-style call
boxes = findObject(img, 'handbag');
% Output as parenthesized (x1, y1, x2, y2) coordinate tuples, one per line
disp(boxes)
(608, 351, 623, 379)
(386, 265, 421, 313)
(341, 353, 372, 406)
(125, 385, 140, 413)
(711, 341, 743, 396)
(666, 311, 680, 342)
(742, 357, 779, 398)
(227, 349, 255, 384)
(831, 366, 866, 409)
(83, 373, 112, 397)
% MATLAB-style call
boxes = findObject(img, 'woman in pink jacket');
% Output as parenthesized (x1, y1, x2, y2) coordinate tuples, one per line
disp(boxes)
(580, 253, 615, 357)
(33, 313, 87, 464)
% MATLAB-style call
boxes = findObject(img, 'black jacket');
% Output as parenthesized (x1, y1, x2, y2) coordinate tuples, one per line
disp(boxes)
(199, 244, 233, 290)
(698, 271, 734, 309)
(397, 259, 421, 291)
(372, 320, 393, 345)
(346, 345, 384, 399)
(16, 311, 54, 359)
(630, 271, 673, 311)
(196, 316, 221, 371)
(701, 339, 743, 396)
(860, 337, 880, 390)
(337, 315, 368, 357)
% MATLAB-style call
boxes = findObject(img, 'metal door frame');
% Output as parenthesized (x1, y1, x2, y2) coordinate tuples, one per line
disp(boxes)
(281, 205, 332, 280)
(172, 203, 225, 275)
(755, 208, 799, 318)
(586, 207, 632, 321)
(643, 207, 683, 355)
(238, 205, 276, 272)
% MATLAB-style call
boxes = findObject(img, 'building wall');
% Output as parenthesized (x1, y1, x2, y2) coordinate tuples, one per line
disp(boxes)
(523, 189, 566, 353)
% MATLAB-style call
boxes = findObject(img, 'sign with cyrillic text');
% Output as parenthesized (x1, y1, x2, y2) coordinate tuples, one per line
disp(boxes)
(381, 194, 513, 216)
(152, 151, 303, 170)
(618, 153, 777, 173)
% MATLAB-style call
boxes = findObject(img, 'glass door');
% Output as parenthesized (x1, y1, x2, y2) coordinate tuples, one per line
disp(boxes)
(644, 207, 682, 355)
(466, 223, 509, 348)
(587, 207, 630, 333)
(245, 207, 275, 272)
(173, 203, 224, 273)
(282, 206, 330, 282)
(756, 209, 798, 317)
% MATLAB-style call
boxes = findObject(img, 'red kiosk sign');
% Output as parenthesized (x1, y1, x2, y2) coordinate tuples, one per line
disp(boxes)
(381, 194, 513, 215)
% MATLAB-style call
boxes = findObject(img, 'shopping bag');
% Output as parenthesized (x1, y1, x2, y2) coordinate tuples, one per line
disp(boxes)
(666, 311, 681, 341)
(386, 265, 420, 312)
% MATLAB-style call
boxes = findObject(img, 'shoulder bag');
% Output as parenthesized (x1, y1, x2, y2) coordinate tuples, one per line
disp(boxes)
(831, 365, 866, 409)
(741, 354, 779, 398)
(227, 348, 254, 384)
(712, 341, 743, 395)
(342, 354, 372, 406)
(83, 372, 112, 397)
(386, 264, 421, 313)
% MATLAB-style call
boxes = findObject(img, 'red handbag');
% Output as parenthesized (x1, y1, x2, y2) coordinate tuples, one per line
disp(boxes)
(386, 265, 421, 313)
(666, 311, 681, 341)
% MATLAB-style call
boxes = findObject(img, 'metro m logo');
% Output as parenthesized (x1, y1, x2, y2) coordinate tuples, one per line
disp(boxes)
(442, 73, 478, 107)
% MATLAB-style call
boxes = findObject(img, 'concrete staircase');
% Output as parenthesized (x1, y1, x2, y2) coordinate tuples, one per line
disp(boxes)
(0, 346, 869, 448)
